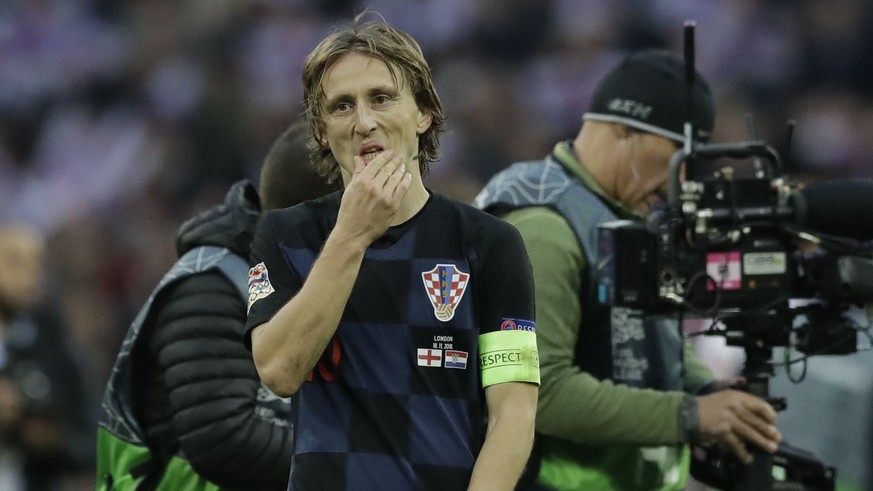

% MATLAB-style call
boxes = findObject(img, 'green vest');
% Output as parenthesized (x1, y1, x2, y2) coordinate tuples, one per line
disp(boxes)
(97, 246, 283, 491)
(476, 157, 689, 490)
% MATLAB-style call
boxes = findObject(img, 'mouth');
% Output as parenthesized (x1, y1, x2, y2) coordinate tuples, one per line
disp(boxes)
(358, 144, 385, 164)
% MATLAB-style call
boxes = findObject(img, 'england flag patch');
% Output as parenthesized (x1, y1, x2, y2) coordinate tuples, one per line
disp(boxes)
(421, 264, 469, 322)
(417, 348, 442, 367)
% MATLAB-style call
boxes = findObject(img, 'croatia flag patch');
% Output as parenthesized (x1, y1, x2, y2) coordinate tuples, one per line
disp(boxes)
(444, 350, 468, 369)
(421, 264, 469, 322)
(247, 262, 275, 312)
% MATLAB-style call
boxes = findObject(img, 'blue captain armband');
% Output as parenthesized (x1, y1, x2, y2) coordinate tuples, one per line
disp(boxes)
(478, 330, 540, 387)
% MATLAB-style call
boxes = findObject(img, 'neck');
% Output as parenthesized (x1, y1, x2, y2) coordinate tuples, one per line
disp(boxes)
(392, 180, 429, 226)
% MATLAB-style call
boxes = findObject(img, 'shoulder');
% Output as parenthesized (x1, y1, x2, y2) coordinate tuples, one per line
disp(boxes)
(148, 271, 245, 350)
(501, 206, 567, 228)
(158, 270, 244, 315)
(429, 194, 528, 265)
(257, 191, 342, 246)
(262, 191, 341, 227)
(431, 193, 519, 237)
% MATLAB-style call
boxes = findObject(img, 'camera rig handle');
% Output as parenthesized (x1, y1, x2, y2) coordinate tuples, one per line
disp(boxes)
(667, 140, 783, 205)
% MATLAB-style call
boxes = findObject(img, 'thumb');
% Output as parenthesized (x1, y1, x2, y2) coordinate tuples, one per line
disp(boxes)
(713, 376, 746, 391)
(352, 156, 365, 177)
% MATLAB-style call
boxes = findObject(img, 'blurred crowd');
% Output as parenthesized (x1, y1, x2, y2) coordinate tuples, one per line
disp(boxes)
(2, 0, 873, 489)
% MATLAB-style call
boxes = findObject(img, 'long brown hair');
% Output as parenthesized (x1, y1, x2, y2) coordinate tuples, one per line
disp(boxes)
(302, 12, 445, 184)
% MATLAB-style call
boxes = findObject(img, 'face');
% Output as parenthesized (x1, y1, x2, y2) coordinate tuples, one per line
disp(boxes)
(0, 227, 45, 319)
(319, 52, 432, 184)
(619, 130, 681, 214)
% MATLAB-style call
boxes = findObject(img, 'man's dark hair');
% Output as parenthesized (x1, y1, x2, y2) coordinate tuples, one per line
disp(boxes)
(259, 121, 339, 211)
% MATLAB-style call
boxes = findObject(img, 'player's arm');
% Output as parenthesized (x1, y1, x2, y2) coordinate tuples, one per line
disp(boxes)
(469, 381, 538, 491)
(468, 221, 540, 490)
(251, 152, 410, 396)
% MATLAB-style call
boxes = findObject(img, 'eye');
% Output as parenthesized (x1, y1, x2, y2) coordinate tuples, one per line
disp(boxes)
(373, 94, 391, 105)
(331, 101, 353, 114)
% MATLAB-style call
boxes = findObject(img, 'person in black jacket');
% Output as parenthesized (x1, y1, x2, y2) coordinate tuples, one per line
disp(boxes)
(96, 121, 338, 490)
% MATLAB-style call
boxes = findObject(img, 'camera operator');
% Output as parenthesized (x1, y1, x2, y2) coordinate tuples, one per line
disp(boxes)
(474, 49, 782, 490)
(0, 222, 94, 491)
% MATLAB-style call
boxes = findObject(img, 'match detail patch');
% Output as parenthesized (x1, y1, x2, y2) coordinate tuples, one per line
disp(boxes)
(478, 330, 540, 387)
(247, 262, 275, 312)
(421, 264, 469, 322)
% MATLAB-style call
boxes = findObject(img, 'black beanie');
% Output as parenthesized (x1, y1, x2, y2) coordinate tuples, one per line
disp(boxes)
(584, 49, 715, 143)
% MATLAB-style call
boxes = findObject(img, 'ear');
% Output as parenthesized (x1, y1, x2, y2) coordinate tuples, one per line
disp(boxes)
(416, 109, 433, 135)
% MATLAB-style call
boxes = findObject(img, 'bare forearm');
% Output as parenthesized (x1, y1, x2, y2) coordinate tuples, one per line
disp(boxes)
(252, 231, 367, 395)
(469, 383, 537, 491)
(469, 424, 531, 490)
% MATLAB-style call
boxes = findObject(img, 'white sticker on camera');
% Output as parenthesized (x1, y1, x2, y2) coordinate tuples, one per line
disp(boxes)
(743, 252, 787, 275)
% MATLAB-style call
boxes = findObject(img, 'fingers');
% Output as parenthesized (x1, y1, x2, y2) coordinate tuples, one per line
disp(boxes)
(356, 150, 403, 182)
(696, 391, 782, 464)
(385, 160, 413, 199)
(711, 376, 744, 392)
(338, 151, 411, 244)
(736, 397, 781, 448)
(718, 429, 752, 464)
(351, 151, 411, 198)
(352, 153, 367, 177)
(742, 394, 778, 424)
(732, 411, 779, 455)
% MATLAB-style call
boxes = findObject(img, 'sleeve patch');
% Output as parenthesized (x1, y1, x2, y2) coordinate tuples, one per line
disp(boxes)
(247, 262, 275, 312)
(499, 317, 536, 332)
(479, 330, 540, 387)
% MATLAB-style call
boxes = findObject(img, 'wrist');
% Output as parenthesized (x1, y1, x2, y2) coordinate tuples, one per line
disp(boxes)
(677, 394, 700, 443)
(325, 226, 371, 254)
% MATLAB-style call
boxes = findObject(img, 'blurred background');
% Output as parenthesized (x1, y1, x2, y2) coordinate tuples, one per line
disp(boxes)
(2, 0, 872, 489)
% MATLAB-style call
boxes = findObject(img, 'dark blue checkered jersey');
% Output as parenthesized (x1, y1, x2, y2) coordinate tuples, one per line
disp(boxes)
(245, 191, 535, 491)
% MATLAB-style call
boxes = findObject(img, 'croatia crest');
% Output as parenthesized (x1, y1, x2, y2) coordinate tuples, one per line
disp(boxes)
(247, 262, 275, 312)
(421, 264, 469, 322)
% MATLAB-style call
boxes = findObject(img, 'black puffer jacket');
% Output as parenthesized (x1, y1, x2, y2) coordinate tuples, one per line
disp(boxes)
(131, 180, 293, 490)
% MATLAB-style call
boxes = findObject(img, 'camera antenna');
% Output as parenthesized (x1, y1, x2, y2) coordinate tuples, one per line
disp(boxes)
(683, 21, 696, 158)
(745, 112, 765, 178)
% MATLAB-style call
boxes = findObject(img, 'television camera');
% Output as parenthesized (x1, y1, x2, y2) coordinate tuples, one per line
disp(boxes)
(595, 23, 873, 491)
(597, 141, 873, 356)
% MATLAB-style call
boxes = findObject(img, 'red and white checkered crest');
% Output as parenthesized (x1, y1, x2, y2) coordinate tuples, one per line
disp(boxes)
(421, 264, 469, 322)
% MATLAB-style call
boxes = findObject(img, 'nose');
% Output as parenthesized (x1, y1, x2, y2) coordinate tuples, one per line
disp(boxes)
(354, 105, 376, 136)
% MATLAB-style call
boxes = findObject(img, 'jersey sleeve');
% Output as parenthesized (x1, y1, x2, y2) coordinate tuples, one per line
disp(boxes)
(475, 222, 540, 387)
(244, 212, 303, 349)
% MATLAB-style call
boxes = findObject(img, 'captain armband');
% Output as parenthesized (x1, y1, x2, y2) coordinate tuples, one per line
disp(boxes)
(478, 330, 540, 388)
